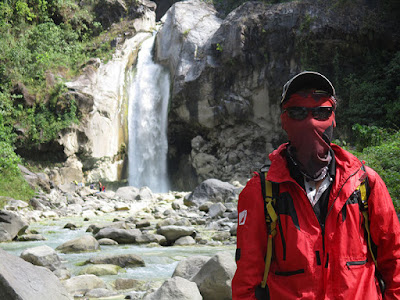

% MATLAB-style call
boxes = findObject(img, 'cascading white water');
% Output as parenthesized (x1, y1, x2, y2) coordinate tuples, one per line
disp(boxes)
(128, 34, 170, 192)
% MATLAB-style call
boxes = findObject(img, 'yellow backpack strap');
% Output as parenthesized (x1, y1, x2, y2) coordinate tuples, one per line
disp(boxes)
(259, 174, 279, 289)
(357, 176, 378, 268)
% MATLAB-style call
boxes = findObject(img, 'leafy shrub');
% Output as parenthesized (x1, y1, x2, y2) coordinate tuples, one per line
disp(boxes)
(351, 124, 393, 152)
(0, 140, 35, 206)
(0, 168, 35, 206)
(338, 51, 400, 129)
(350, 129, 400, 211)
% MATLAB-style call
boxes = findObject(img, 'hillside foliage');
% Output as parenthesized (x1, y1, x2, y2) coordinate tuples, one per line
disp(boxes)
(0, 0, 399, 211)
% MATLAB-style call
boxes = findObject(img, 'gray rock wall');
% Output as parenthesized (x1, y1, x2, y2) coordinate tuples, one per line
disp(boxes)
(155, 0, 397, 190)
(47, 0, 397, 190)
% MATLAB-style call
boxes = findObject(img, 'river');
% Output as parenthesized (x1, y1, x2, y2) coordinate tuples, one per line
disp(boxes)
(0, 211, 235, 295)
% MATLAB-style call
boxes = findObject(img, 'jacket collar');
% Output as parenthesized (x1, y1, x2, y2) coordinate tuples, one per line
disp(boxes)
(267, 143, 363, 186)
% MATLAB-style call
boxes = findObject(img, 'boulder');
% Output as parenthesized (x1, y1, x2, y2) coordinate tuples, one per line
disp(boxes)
(62, 274, 106, 295)
(114, 278, 147, 291)
(156, 217, 176, 228)
(0, 210, 29, 242)
(172, 255, 210, 280)
(0, 248, 72, 300)
(78, 264, 122, 276)
(156, 225, 196, 243)
(84, 253, 145, 268)
(174, 218, 191, 227)
(191, 251, 236, 300)
(135, 233, 167, 246)
(94, 227, 142, 244)
(135, 219, 151, 228)
(142, 276, 202, 300)
(53, 268, 72, 280)
(85, 288, 116, 299)
(173, 236, 196, 246)
(98, 238, 119, 245)
(185, 179, 238, 207)
(115, 186, 140, 201)
(208, 202, 227, 218)
(199, 201, 213, 212)
(230, 223, 237, 236)
(19, 165, 51, 192)
(16, 233, 46, 241)
(212, 231, 231, 241)
(115, 202, 131, 211)
(56, 235, 100, 253)
(3, 199, 29, 210)
(84, 288, 117, 298)
(20, 245, 63, 271)
(86, 221, 128, 234)
(58, 156, 84, 184)
(136, 186, 154, 200)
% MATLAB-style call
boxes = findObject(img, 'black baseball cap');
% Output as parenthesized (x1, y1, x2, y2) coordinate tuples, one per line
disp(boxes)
(281, 71, 336, 105)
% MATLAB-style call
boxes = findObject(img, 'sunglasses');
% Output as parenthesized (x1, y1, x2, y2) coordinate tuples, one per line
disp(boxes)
(283, 106, 334, 121)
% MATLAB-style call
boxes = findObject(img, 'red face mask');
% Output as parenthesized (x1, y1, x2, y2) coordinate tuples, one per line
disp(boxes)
(280, 91, 336, 179)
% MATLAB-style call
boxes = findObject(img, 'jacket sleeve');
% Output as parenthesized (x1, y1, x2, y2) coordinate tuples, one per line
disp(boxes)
(366, 166, 400, 300)
(232, 174, 268, 300)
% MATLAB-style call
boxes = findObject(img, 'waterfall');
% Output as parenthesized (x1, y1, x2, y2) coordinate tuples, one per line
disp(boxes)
(127, 34, 170, 193)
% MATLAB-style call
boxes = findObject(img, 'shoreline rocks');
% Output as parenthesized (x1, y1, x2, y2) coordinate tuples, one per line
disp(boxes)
(0, 177, 242, 299)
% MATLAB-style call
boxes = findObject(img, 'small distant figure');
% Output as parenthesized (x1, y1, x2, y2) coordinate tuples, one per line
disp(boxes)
(98, 181, 102, 192)
(102, 185, 106, 192)
(90, 183, 94, 189)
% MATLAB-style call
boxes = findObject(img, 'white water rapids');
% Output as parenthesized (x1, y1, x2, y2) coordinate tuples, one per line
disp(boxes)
(127, 34, 170, 193)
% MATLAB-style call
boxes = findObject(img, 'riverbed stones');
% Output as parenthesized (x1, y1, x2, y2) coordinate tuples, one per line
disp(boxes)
(0, 248, 72, 300)
(84, 253, 145, 268)
(191, 251, 236, 300)
(56, 234, 100, 253)
(142, 276, 202, 300)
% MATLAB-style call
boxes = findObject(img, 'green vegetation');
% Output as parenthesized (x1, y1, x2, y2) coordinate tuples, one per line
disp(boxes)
(342, 126, 400, 211)
(0, 0, 116, 204)
(339, 51, 400, 129)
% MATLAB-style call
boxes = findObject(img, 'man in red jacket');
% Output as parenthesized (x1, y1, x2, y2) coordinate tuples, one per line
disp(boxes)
(232, 71, 400, 299)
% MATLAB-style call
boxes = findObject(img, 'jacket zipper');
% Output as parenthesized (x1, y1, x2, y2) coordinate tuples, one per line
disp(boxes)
(326, 167, 364, 219)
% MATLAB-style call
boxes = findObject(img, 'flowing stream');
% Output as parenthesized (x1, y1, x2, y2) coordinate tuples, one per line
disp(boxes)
(128, 34, 170, 193)
(0, 213, 235, 291)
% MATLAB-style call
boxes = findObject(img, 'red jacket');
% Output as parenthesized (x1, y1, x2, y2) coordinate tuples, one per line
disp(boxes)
(232, 143, 400, 299)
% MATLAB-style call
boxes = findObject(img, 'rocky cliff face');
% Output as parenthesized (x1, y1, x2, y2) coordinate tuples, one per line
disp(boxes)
(51, 0, 398, 190)
(155, 0, 398, 190)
